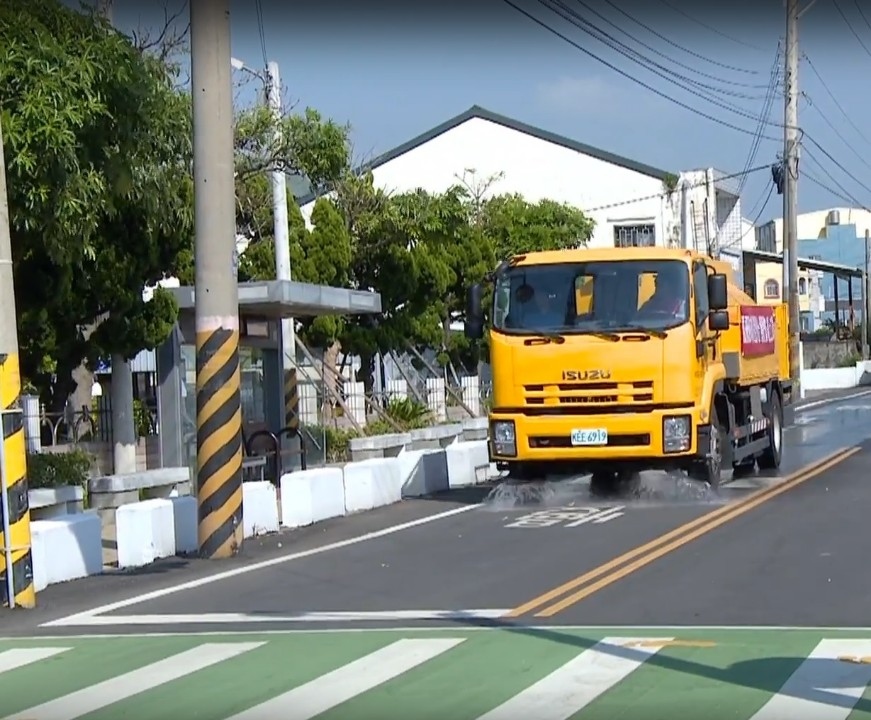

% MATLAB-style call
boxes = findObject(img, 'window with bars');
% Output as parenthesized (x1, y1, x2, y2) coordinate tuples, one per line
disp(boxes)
(613, 223, 656, 247)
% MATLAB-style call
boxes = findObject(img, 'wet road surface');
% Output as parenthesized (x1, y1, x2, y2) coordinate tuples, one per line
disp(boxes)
(9, 389, 870, 638)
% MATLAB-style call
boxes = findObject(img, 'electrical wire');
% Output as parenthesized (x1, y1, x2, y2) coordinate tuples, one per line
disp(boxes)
(803, 54, 871, 147)
(654, 0, 768, 53)
(580, 163, 772, 213)
(737, 42, 782, 196)
(802, 92, 871, 176)
(852, 0, 871, 33)
(254, 0, 269, 67)
(833, 0, 871, 59)
(597, 0, 762, 75)
(559, 0, 772, 91)
(504, 0, 780, 139)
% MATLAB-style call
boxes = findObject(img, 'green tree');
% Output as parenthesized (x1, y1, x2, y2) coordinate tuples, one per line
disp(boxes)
(1, 0, 192, 405)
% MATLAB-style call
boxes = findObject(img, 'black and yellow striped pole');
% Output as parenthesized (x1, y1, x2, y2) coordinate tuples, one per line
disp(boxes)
(0, 121, 35, 607)
(191, 0, 244, 558)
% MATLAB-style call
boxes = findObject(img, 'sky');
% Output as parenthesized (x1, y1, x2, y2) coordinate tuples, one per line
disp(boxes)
(102, 0, 871, 228)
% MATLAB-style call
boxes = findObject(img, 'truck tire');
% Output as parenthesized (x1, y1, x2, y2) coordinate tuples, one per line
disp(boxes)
(688, 410, 725, 490)
(757, 391, 783, 470)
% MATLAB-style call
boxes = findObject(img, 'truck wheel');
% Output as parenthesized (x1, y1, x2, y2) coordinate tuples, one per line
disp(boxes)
(757, 391, 783, 470)
(689, 412, 725, 490)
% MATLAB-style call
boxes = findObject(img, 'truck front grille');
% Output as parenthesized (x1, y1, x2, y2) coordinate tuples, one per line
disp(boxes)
(523, 381, 654, 407)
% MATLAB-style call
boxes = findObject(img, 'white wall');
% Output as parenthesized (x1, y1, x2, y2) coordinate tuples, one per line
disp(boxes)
(300, 116, 672, 250)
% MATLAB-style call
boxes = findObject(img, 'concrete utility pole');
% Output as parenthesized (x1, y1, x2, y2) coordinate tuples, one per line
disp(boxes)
(265, 61, 301, 443)
(864, 228, 870, 359)
(783, 0, 801, 387)
(190, 0, 244, 558)
(0, 121, 36, 609)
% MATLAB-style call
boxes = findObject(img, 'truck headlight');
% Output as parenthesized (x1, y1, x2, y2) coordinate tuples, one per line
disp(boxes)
(491, 420, 517, 456)
(663, 415, 691, 453)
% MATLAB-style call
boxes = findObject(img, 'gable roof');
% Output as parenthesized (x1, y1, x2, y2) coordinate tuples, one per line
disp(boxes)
(295, 104, 673, 207)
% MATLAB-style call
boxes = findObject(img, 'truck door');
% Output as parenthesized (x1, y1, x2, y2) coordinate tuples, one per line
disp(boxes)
(692, 261, 714, 384)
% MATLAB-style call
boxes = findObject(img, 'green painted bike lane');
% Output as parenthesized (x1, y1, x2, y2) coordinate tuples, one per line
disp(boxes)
(1, 627, 871, 719)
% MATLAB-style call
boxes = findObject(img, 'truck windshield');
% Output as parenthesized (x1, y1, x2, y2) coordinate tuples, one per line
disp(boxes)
(491, 259, 690, 335)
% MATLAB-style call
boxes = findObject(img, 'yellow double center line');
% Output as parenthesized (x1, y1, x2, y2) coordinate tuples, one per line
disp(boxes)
(506, 446, 860, 619)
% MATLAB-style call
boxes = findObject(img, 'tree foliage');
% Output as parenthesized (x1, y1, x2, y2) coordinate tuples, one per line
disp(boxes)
(1, 0, 192, 403)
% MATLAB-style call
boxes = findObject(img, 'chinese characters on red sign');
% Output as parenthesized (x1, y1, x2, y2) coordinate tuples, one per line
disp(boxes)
(740, 305, 776, 357)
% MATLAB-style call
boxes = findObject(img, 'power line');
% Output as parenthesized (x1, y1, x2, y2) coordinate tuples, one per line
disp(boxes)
(505, 0, 780, 139)
(580, 163, 772, 213)
(802, 92, 871, 176)
(833, 0, 871, 58)
(803, 53, 871, 147)
(654, 0, 768, 52)
(559, 0, 772, 91)
(852, 0, 871, 33)
(737, 42, 782, 196)
(597, 0, 763, 75)
(801, 143, 869, 209)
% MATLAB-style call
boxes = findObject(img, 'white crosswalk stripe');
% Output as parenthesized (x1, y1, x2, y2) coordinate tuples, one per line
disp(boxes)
(476, 636, 674, 720)
(2, 642, 264, 720)
(225, 638, 465, 720)
(0, 648, 70, 675)
(749, 639, 871, 720)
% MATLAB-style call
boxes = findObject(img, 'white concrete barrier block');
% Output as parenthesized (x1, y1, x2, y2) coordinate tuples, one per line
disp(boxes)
(116, 499, 176, 569)
(398, 448, 449, 497)
(170, 496, 198, 554)
(343, 458, 402, 513)
(242, 481, 280, 538)
(30, 512, 103, 591)
(446, 440, 490, 488)
(279, 468, 345, 528)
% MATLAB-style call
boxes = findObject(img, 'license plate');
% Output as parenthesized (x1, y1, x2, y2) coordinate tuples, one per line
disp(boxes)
(571, 428, 608, 446)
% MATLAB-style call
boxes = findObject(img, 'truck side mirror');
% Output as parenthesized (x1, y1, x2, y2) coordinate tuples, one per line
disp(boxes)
(708, 273, 728, 310)
(709, 310, 730, 331)
(465, 283, 484, 340)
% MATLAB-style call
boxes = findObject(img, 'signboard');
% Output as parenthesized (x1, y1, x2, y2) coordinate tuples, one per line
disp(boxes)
(504, 505, 625, 528)
(740, 305, 776, 357)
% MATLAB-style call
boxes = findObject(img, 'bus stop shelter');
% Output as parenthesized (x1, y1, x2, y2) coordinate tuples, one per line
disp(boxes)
(741, 249, 866, 338)
(154, 279, 382, 480)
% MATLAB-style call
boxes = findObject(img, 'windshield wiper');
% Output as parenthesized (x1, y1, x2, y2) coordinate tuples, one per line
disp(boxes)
(616, 326, 668, 339)
(522, 332, 566, 345)
(576, 330, 620, 342)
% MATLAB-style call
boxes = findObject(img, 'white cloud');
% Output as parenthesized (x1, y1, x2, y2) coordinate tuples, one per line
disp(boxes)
(535, 75, 615, 114)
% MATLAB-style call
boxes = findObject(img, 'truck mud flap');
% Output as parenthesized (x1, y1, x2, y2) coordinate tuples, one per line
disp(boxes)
(783, 402, 795, 427)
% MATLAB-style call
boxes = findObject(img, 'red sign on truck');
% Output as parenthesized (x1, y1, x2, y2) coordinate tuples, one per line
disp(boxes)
(740, 305, 776, 357)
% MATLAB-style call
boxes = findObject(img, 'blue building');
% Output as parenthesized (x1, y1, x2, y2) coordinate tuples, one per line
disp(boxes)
(797, 214, 865, 331)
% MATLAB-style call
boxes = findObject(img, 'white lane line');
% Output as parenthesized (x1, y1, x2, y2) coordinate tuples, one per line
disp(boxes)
(475, 636, 673, 720)
(749, 639, 871, 720)
(226, 638, 464, 720)
(51, 609, 511, 626)
(0, 648, 70, 674)
(42, 504, 481, 627)
(795, 389, 871, 412)
(3, 642, 263, 720)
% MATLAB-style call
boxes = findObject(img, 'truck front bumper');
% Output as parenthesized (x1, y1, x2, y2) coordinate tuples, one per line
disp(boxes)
(488, 409, 704, 466)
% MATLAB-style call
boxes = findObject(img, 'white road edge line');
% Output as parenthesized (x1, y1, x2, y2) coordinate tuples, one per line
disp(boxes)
(795, 388, 871, 412)
(53, 610, 512, 626)
(41, 503, 483, 627)
(12, 624, 871, 640)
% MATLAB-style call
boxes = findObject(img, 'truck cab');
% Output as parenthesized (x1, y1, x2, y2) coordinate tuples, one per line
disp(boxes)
(465, 247, 789, 494)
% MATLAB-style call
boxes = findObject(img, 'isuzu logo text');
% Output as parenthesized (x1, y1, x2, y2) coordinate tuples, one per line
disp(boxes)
(562, 370, 611, 380)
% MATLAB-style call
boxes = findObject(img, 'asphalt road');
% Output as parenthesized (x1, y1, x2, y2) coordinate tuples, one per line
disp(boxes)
(6, 387, 868, 636)
(2, 390, 871, 719)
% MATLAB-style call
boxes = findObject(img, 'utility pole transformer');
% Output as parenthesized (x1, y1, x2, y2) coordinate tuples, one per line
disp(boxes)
(783, 0, 801, 387)
(265, 62, 301, 444)
(190, 0, 244, 558)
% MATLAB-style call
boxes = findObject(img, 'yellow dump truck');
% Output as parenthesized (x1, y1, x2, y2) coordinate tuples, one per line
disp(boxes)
(464, 246, 794, 494)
